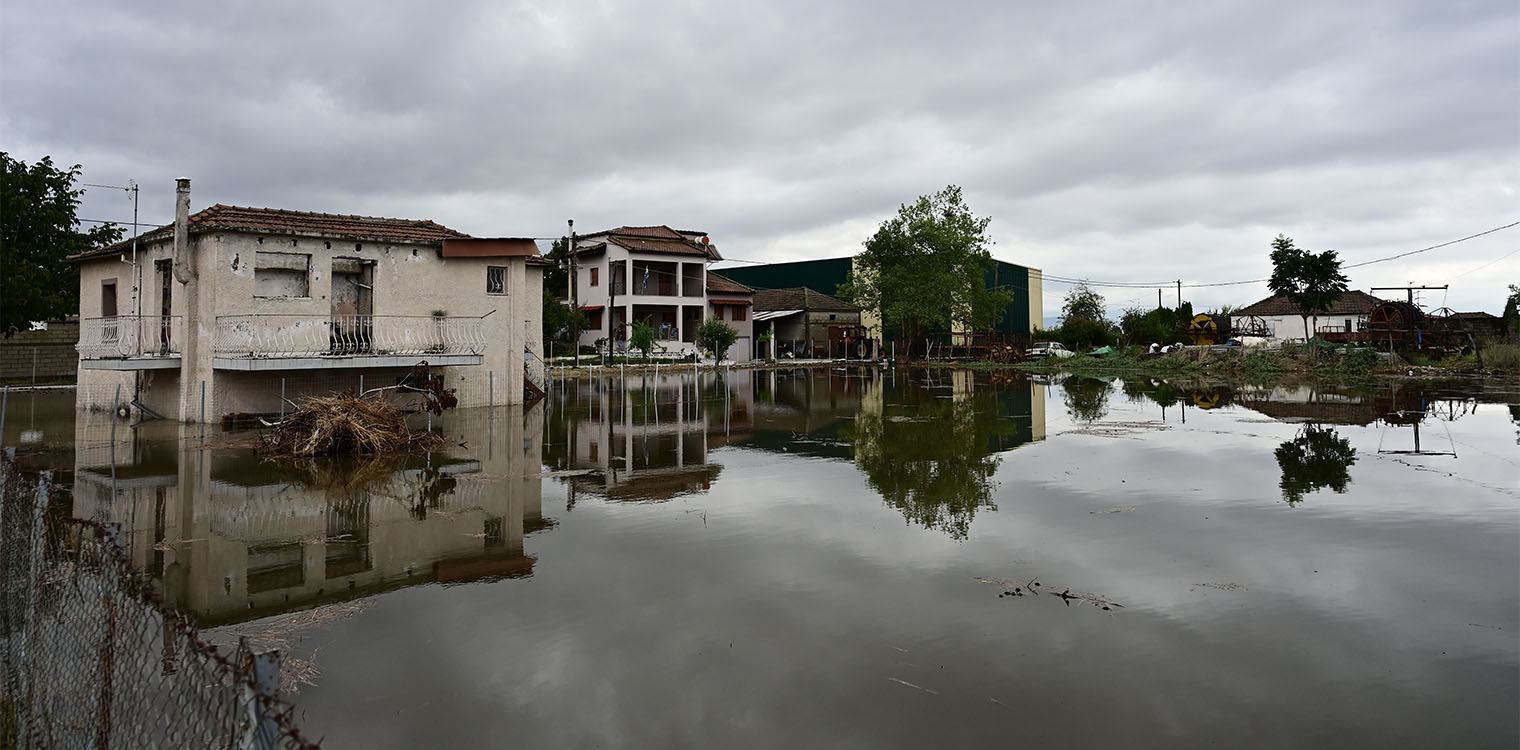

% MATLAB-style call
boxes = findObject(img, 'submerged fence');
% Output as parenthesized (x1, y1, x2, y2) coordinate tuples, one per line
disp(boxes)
(1, 459, 320, 749)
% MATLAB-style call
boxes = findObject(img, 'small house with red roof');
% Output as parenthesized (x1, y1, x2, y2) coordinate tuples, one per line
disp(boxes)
(70, 179, 547, 421)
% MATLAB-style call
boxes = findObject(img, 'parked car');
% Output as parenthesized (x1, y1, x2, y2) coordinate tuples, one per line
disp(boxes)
(1025, 341, 1075, 359)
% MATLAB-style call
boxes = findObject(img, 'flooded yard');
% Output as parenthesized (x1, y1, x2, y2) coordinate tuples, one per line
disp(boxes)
(7, 368, 1517, 748)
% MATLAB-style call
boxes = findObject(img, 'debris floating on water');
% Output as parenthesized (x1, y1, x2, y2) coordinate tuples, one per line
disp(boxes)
(260, 362, 455, 457)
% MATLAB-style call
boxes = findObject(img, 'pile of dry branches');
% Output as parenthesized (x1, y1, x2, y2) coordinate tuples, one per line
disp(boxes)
(260, 362, 455, 457)
(260, 391, 442, 456)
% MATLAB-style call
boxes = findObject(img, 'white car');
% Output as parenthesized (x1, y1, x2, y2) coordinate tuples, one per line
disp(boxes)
(1025, 341, 1075, 359)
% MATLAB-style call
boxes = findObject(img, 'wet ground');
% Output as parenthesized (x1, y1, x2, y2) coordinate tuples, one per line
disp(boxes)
(7, 369, 1517, 748)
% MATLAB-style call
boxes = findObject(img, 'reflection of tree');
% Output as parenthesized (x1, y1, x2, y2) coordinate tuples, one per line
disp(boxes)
(1275, 425, 1356, 506)
(844, 388, 1000, 539)
(1121, 379, 1181, 407)
(1062, 377, 1111, 423)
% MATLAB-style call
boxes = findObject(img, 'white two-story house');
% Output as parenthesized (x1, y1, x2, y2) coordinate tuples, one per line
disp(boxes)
(70, 179, 546, 422)
(568, 225, 753, 361)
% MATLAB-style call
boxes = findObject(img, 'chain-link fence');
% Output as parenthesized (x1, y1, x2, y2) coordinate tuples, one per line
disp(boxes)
(2, 458, 320, 749)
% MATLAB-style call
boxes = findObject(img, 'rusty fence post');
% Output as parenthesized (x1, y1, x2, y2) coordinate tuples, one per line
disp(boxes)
(236, 640, 283, 750)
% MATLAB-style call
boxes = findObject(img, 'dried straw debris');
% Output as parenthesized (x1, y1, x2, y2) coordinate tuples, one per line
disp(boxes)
(259, 362, 456, 457)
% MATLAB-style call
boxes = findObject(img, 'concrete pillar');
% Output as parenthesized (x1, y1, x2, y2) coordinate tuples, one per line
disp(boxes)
(172, 179, 216, 423)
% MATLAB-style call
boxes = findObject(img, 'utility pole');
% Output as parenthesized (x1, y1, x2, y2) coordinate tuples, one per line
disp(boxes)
(568, 219, 577, 366)
(1175, 280, 1182, 308)
(1157, 288, 1162, 310)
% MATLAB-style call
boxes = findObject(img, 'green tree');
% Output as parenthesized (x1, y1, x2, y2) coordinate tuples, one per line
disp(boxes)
(1057, 283, 1115, 349)
(541, 289, 588, 350)
(1, 154, 123, 336)
(839, 185, 1012, 357)
(1503, 284, 1519, 334)
(1275, 424, 1357, 505)
(542, 238, 569, 297)
(1267, 234, 1349, 340)
(628, 318, 656, 361)
(696, 317, 738, 363)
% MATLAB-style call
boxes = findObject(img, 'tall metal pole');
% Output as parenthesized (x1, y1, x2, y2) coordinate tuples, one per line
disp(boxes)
(568, 219, 578, 367)
(1175, 280, 1181, 308)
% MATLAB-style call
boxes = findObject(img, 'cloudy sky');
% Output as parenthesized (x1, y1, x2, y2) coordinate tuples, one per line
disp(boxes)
(4, 0, 1516, 316)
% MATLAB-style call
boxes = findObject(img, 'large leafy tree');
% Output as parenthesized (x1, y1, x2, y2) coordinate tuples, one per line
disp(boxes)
(839, 185, 1011, 356)
(1267, 234, 1349, 340)
(1, 154, 124, 336)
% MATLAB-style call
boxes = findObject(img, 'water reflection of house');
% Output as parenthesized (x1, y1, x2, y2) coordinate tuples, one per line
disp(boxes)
(70, 408, 544, 627)
(544, 371, 753, 501)
(1236, 385, 1399, 426)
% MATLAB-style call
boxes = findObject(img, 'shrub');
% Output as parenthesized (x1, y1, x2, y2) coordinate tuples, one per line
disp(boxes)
(1483, 344, 1520, 371)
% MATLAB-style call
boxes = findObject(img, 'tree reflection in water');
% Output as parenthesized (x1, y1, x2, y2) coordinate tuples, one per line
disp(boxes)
(1275, 424, 1357, 506)
(844, 389, 1002, 540)
(1062, 376, 1112, 423)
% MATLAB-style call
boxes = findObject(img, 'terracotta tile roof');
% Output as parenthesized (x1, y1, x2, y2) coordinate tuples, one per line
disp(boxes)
(705, 272, 754, 295)
(752, 287, 856, 312)
(576, 225, 717, 259)
(1234, 290, 1385, 317)
(593, 225, 688, 240)
(72, 204, 470, 261)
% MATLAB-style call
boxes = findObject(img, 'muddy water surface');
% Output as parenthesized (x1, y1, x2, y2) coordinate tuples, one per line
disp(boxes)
(21, 369, 1518, 748)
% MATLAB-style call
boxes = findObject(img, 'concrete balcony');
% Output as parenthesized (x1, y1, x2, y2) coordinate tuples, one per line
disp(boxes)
(211, 314, 487, 370)
(76, 315, 184, 370)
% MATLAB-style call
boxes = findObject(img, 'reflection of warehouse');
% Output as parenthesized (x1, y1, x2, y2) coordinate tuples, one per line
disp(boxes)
(70, 408, 544, 626)
(738, 368, 1046, 458)
(544, 372, 753, 501)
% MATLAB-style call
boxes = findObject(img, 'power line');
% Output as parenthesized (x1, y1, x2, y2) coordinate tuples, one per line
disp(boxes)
(1448, 246, 1520, 281)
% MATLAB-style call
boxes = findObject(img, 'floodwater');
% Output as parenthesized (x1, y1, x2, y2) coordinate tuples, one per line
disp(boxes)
(7, 368, 1517, 748)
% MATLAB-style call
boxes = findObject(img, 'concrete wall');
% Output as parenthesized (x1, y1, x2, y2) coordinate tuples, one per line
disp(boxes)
(0, 320, 80, 384)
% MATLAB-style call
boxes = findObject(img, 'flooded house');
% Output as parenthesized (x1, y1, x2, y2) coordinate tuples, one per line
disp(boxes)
(69, 179, 546, 422)
(567, 225, 754, 361)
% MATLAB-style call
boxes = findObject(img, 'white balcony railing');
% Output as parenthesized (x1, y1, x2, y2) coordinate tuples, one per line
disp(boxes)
(213, 315, 486, 359)
(76, 315, 183, 359)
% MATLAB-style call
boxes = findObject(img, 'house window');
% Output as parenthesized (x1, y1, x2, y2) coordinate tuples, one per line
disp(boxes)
(590, 267, 600, 287)
(101, 279, 119, 342)
(101, 279, 118, 317)
(487, 266, 507, 295)
(732, 305, 746, 322)
(254, 252, 311, 298)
